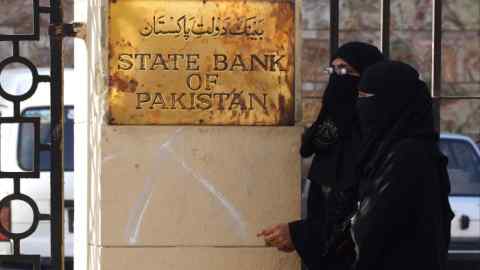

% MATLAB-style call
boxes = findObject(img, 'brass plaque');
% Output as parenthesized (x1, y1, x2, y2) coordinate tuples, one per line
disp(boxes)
(109, 0, 295, 125)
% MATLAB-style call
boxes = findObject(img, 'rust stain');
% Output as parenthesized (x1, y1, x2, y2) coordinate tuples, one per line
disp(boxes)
(278, 93, 294, 125)
(109, 72, 138, 93)
(108, 42, 114, 60)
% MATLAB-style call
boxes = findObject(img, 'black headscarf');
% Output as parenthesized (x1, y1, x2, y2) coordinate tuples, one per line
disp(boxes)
(291, 44, 385, 269)
(307, 42, 383, 189)
(356, 61, 438, 177)
(319, 42, 385, 139)
(333, 42, 386, 75)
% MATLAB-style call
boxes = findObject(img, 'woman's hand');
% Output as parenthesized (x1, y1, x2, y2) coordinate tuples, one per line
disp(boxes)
(257, 223, 295, 253)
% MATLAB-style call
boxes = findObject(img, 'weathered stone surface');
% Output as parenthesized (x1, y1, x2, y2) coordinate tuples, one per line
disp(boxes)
(302, 0, 381, 31)
(443, 0, 480, 30)
(442, 83, 480, 97)
(390, 31, 479, 84)
(441, 99, 480, 138)
(302, 0, 330, 30)
(390, 0, 433, 31)
(94, 247, 300, 270)
(99, 126, 301, 246)
(340, 31, 380, 47)
(442, 32, 480, 83)
(339, 0, 381, 31)
(391, 0, 480, 31)
(302, 98, 322, 125)
(390, 31, 433, 79)
(302, 38, 330, 82)
(302, 82, 327, 98)
(301, 0, 479, 31)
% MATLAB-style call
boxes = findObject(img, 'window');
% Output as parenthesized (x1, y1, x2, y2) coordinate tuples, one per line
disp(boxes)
(439, 138, 480, 196)
(18, 106, 74, 171)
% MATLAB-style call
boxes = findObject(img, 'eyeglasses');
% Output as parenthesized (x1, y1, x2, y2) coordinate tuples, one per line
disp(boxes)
(324, 64, 356, 76)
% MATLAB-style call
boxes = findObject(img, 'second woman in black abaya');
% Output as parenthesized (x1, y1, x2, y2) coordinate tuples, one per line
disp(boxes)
(352, 61, 454, 270)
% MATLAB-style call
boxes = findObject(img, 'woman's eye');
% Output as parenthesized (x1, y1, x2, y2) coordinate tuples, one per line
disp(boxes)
(358, 91, 375, 98)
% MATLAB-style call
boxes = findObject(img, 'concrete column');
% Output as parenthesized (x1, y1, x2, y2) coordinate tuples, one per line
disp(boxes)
(85, 1, 303, 269)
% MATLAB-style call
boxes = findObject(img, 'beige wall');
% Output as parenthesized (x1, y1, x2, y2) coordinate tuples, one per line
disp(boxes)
(89, 127, 302, 269)
(85, 0, 303, 269)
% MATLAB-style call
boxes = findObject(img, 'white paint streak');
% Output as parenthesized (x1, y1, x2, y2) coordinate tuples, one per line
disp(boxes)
(125, 176, 155, 244)
(125, 128, 184, 244)
(125, 127, 247, 243)
(102, 154, 116, 163)
(164, 147, 248, 239)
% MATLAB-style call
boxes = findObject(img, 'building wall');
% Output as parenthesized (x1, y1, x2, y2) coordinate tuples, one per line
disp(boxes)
(83, 0, 302, 269)
(0, 1, 478, 269)
(1, 0, 478, 136)
(301, 0, 480, 138)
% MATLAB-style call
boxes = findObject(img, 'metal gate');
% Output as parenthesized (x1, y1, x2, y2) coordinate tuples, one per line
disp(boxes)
(0, 1, 82, 269)
(328, 0, 480, 128)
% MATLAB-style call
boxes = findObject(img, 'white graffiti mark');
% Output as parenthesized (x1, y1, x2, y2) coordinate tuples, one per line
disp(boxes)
(164, 146, 248, 239)
(125, 176, 155, 244)
(125, 128, 247, 244)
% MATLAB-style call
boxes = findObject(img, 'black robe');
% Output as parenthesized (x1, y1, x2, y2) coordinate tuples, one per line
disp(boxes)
(289, 123, 360, 270)
(353, 61, 454, 270)
(289, 42, 384, 269)
(352, 139, 453, 270)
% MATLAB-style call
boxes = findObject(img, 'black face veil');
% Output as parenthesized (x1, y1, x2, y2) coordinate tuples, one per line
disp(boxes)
(310, 42, 383, 189)
(318, 42, 384, 139)
(356, 61, 437, 175)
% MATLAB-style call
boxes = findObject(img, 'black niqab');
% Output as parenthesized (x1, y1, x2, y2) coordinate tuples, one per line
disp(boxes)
(318, 42, 385, 140)
(319, 74, 359, 139)
(356, 61, 437, 177)
(307, 42, 384, 188)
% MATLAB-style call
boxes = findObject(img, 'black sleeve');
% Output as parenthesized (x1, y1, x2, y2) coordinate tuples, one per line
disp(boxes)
(289, 188, 357, 269)
(326, 187, 357, 236)
(318, 187, 357, 265)
(289, 218, 327, 268)
(300, 125, 318, 158)
(352, 149, 424, 269)
(289, 179, 328, 267)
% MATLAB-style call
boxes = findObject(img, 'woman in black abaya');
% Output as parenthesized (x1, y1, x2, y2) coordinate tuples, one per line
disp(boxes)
(352, 61, 454, 270)
(258, 42, 384, 270)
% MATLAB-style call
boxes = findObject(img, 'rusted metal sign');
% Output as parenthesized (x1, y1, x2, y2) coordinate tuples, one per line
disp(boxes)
(109, 0, 295, 125)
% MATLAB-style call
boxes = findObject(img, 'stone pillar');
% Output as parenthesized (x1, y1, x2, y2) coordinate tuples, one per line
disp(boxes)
(85, 1, 303, 269)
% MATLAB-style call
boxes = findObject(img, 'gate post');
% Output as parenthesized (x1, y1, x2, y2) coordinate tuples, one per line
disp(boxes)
(85, 1, 303, 269)
(432, 0, 443, 132)
(49, 1, 65, 269)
